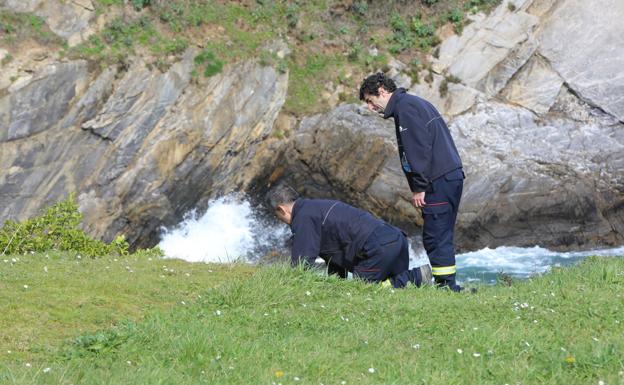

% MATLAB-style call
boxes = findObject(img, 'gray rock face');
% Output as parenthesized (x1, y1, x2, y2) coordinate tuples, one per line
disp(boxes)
(0, 0, 98, 46)
(538, 0, 624, 122)
(501, 55, 563, 114)
(284, 93, 623, 251)
(0, 62, 88, 142)
(285, 104, 421, 230)
(453, 95, 623, 249)
(0, 52, 288, 247)
(436, 2, 539, 96)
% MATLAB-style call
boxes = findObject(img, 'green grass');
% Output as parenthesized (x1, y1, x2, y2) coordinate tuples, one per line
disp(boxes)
(1, 255, 623, 384)
(0, 252, 255, 364)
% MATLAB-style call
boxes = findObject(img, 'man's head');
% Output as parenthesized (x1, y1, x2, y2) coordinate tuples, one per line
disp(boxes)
(359, 72, 397, 114)
(267, 183, 299, 225)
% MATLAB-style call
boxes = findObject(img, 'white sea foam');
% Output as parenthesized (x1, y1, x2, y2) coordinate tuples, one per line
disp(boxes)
(159, 195, 289, 263)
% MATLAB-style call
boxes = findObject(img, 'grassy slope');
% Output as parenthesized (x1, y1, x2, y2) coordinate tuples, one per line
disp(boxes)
(1, 254, 623, 384)
(0, 252, 255, 364)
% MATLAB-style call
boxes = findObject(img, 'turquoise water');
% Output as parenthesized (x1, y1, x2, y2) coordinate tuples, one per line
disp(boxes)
(455, 245, 624, 284)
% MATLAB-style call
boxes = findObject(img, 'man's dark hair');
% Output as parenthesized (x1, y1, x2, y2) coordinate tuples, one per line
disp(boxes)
(359, 72, 397, 101)
(267, 183, 299, 210)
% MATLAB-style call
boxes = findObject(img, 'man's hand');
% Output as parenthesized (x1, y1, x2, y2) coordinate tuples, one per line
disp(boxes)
(412, 191, 426, 208)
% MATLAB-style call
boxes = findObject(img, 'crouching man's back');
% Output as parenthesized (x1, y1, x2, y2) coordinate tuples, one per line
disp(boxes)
(268, 184, 431, 287)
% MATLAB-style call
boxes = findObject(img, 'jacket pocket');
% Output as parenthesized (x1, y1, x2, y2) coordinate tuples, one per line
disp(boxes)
(444, 168, 464, 181)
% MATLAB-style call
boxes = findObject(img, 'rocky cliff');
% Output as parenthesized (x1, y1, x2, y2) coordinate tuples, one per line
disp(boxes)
(0, 45, 288, 247)
(283, 0, 624, 250)
(1, 0, 622, 251)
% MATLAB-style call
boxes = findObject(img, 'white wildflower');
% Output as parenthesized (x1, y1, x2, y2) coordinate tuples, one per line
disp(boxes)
(23, 285, 28, 289)
(43, 368, 51, 373)
(368, 368, 375, 373)
(473, 353, 481, 357)
(25, 363, 31, 367)
(412, 344, 420, 350)
(457, 349, 463, 354)
(44, 266, 48, 273)
(592, 337, 599, 342)
(215, 310, 222, 316)
(305, 291, 311, 296)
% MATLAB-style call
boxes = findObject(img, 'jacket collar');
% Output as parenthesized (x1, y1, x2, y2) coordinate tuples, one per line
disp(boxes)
(383, 88, 406, 119)
(290, 198, 303, 228)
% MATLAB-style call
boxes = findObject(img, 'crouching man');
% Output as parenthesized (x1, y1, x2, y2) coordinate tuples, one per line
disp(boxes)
(268, 184, 431, 288)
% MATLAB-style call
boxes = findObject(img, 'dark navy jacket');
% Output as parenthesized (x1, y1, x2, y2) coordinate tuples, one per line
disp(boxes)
(289, 198, 383, 270)
(383, 88, 462, 192)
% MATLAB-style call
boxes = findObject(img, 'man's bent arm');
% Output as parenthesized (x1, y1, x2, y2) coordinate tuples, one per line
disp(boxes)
(291, 216, 321, 266)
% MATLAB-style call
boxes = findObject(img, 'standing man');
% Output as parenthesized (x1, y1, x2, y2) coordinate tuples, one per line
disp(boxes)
(359, 72, 465, 292)
(267, 184, 432, 288)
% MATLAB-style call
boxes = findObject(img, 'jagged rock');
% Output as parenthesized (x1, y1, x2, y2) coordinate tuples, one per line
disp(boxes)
(284, 104, 421, 231)
(453, 97, 623, 249)
(501, 55, 563, 114)
(410, 73, 481, 119)
(284, 96, 624, 251)
(0, 52, 289, 247)
(0, 61, 88, 141)
(538, 0, 624, 122)
(436, 2, 539, 95)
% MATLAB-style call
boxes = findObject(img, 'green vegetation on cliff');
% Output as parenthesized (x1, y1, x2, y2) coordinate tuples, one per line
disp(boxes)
(1, 1, 501, 115)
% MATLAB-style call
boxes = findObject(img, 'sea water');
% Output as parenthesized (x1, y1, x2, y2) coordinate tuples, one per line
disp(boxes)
(159, 195, 624, 283)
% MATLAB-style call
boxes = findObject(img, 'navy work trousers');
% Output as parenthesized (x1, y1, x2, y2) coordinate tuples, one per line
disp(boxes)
(353, 224, 423, 288)
(422, 168, 464, 288)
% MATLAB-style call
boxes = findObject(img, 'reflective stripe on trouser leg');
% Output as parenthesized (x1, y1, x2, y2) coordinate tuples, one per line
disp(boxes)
(432, 265, 456, 276)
